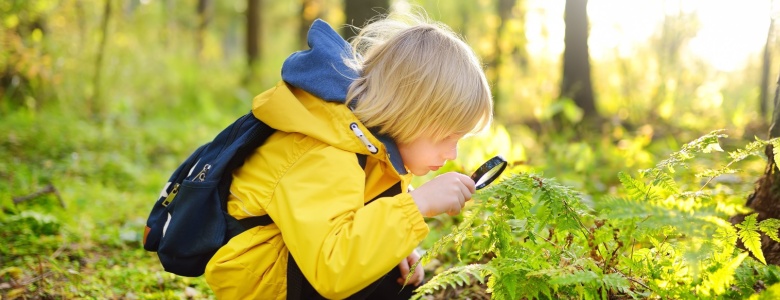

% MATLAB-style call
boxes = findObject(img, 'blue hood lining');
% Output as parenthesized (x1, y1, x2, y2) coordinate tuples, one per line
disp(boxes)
(281, 19, 357, 104)
(281, 19, 407, 175)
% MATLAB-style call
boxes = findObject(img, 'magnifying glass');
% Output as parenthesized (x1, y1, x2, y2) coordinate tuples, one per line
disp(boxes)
(470, 155, 508, 190)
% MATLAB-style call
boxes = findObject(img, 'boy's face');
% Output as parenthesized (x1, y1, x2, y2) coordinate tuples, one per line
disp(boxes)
(397, 133, 463, 176)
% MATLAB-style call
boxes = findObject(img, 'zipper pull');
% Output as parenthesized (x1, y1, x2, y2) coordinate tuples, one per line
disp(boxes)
(161, 183, 180, 207)
(194, 164, 211, 182)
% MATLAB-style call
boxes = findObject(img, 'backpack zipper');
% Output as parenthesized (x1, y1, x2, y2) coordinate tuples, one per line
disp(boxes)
(193, 164, 211, 182)
(161, 164, 211, 207)
(162, 184, 180, 207)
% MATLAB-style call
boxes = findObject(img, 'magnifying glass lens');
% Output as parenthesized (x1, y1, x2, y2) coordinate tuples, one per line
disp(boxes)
(470, 156, 508, 190)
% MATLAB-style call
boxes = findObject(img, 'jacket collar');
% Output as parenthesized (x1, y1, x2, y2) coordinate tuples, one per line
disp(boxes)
(280, 19, 406, 175)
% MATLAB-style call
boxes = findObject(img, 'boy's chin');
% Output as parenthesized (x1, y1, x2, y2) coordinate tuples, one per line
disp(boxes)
(410, 169, 430, 176)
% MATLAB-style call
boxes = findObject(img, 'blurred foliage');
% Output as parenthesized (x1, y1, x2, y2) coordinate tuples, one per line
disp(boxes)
(414, 132, 780, 299)
(1, 0, 779, 299)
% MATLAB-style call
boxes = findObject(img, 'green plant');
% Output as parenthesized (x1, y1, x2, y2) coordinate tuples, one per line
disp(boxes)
(414, 131, 780, 299)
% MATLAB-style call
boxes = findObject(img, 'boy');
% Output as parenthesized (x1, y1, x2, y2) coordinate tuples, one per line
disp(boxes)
(205, 11, 492, 299)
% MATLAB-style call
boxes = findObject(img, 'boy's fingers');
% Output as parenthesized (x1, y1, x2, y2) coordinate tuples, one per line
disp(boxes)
(397, 259, 411, 284)
(457, 173, 477, 193)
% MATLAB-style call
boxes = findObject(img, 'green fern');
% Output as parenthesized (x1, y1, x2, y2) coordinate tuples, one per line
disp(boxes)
(759, 218, 780, 243)
(697, 252, 750, 296)
(648, 130, 727, 175)
(410, 264, 490, 300)
(414, 132, 780, 299)
(736, 214, 766, 264)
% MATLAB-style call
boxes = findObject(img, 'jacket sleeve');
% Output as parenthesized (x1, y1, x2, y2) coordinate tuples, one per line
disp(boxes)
(265, 143, 429, 299)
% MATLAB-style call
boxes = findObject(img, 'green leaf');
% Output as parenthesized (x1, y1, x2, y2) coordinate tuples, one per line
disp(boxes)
(601, 273, 631, 296)
(653, 172, 680, 195)
(736, 214, 766, 264)
(618, 172, 656, 201)
(772, 139, 780, 164)
(703, 141, 724, 153)
(760, 218, 780, 243)
(701, 251, 749, 296)
(412, 264, 491, 300)
(549, 270, 600, 286)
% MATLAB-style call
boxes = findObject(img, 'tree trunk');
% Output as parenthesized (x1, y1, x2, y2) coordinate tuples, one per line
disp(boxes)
(560, 0, 598, 122)
(343, 0, 388, 40)
(761, 17, 775, 121)
(246, 0, 262, 68)
(732, 72, 780, 265)
(299, 0, 324, 49)
(90, 0, 112, 116)
(196, 0, 212, 59)
(488, 0, 517, 119)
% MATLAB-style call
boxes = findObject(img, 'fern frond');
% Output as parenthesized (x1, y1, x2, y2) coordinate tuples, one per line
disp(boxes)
(751, 281, 780, 300)
(772, 139, 780, 164)
(601, 273, 633, 297)
(736, 214, 766, 264)
(652, 171, 680, 196)
(421, 196, 494, 265)
(618, 172, 661, 202)
(729, 138, 769, 162)
(697, 252, 749, 296)
(654, 130, 727, 173)
(549, 269, 600, 286)
(695, 168, 739, 179)
(411, 264, 492, 300)
(759, 218, 780, 243)
(600, 196, 717, 237)
(678, 191, 713, 203)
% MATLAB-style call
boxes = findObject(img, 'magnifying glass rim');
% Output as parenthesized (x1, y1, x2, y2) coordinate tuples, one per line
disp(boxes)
(471, 155, 508, 190)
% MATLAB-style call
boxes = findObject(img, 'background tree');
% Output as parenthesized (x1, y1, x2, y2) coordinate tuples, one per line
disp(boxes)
(760, 3, 776, 121)
(732, 71, 780, 265)
(343, 0, 388, 40)
(196, 0, 212, 59)
(90, 0, 112, 116)
(246, 0, 262, 68)
(488, 0, 518, 118)
(560, 0, 597, 122)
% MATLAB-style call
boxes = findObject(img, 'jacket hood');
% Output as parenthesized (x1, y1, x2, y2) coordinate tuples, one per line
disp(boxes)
(255, 19, 406, 174)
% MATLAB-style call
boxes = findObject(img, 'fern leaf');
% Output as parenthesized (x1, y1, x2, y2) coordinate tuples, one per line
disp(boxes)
(772, 139, 780, 164)
(548, 270, 600, 287)
(736, 214, 766, 264)
(698, 251, 749, 296)
(618, 172, 658, 201)
(653, 171, 680, 195)
(750, 281, 780, 300)
(759, 218, 780, 243)
(601, 273, 632, 296)
(411, 264, 491, 300)
(654, 130, 727, 172)
(695, 168, 738, 179)
(729, 139, 768, 162)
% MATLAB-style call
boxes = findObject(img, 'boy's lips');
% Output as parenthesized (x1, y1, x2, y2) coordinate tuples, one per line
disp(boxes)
(430, 166, 442, 171)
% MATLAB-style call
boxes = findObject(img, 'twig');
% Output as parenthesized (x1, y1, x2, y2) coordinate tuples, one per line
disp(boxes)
(12, 184, 65, 208)
(612, 267, 655, 295)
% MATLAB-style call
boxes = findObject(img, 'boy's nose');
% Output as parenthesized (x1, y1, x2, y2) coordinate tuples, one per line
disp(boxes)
(443, 147, 457, 161)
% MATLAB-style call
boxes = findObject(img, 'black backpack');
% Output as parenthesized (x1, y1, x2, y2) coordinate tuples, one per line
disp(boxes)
(142, 111, 402, 298)
(142, 112, 277, 277)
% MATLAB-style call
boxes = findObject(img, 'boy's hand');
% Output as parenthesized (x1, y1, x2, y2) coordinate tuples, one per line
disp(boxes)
(397, 249, 424, 286)
(410, 172, 475, 217)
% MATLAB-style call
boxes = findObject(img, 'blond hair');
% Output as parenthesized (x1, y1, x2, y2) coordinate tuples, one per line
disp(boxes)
(345, 12, 493, 145)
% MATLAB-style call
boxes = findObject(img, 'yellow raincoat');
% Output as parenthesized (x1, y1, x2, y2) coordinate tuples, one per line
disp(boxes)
(204, 81, 430, 299)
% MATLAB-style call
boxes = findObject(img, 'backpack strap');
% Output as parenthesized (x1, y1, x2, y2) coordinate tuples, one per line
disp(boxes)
(357, 153, 367, 169)
(237, 214, 273, 229)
